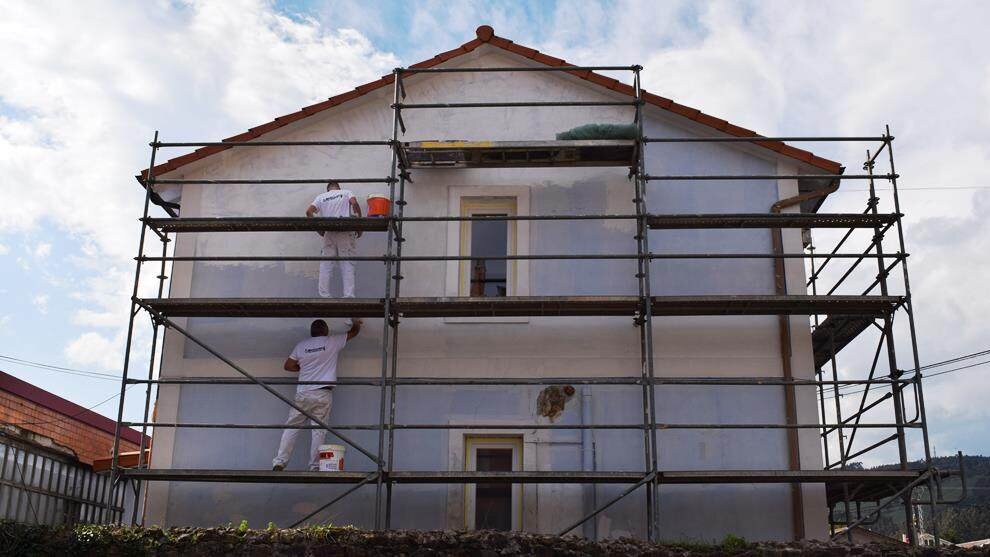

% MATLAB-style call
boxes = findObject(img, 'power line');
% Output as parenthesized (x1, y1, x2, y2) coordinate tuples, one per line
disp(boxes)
(822, 355, 990, 402)
(822, 347, 990, 398)
(833, 186, 990, 193)
(0, 384, 136, 428)
(0, 354, 121, 381)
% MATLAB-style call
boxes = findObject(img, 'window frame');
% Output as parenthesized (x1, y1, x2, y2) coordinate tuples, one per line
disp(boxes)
(464, 435, 523, 531)
(459, 197, 516, 298)
(445, 186, 530, 323)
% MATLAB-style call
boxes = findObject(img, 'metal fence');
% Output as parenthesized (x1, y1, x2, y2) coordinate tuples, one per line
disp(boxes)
(0, 433, 128, 525)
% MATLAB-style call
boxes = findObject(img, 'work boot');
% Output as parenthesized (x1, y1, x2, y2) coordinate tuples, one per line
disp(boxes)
(272, 464, 285, 472)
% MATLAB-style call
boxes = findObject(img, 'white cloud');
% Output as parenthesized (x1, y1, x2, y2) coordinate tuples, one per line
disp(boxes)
(0, 0, 398, 414)
(31, 294, 48, 314)
(0, 315, 11, 330)
(0, 243, 8, 255)
(32, 242, 51, 258)
(65, 330, 123, 372)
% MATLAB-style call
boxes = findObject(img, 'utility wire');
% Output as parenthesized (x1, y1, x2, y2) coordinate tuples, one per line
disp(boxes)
(0, 384, 136, 428)
(0, 354, 121, 381)
(823, 347, 990, 397)
(822, 355, 990, 402)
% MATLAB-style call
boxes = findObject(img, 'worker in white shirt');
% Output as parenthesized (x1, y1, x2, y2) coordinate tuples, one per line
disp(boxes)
(307, 180, 362, 298)
(272, 318, 362, 471)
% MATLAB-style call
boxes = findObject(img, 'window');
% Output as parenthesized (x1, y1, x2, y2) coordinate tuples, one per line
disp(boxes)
(458, 197, 517, 297)
(465, 436, 522, 531)
(469, 216, 508, 296)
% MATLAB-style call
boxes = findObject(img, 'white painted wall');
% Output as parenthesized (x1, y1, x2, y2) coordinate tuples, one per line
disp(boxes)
(145, 45, 829, 540)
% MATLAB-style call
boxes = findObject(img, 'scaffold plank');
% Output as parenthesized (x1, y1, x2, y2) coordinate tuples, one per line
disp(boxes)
(141, 298, 386, 318)
(138, 295, 901, 319)
(396, 296, 640, 317)
(144, 217, 389, 233)
(647, 213, 899, 229)
(649, 295, 899, 316)
(400, 140, 636, 168)
(121, 468, 924, 498)
(812, 315, 876, 369)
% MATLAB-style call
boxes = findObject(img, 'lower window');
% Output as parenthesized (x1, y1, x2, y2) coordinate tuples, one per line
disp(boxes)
(465, 436, 522, 531)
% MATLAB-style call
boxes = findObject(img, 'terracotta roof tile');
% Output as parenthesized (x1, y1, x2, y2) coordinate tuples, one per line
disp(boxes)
(139, 24, 842, 180)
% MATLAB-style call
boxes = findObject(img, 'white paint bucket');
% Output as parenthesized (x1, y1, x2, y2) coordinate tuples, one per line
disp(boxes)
(318, 444, 345, 472)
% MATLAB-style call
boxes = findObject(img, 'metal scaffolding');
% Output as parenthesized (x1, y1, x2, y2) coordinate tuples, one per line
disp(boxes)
(106, 64, 962, 545)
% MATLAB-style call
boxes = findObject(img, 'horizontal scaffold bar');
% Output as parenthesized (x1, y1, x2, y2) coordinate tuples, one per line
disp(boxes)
(645, 174, 895, 181)
(399, 66, 640, 73)
(126, 376, 913, 387)
(141, 213, 901, 233)
(394, 101, 638, 109)
(143, 217, 390, 233)
(152, 140, 392, 147)
(136, 295, 902, 318)
(126, 421, 919, 431)
(644, 136, 890, 143)
(139, 253, 905, 262)
(120, 468, 925, 487)
(150, 178, 395, 185)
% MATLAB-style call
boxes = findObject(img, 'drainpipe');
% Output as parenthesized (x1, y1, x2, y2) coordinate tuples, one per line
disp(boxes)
(581, 386, 597, 540)
(770, 180, 839, 540)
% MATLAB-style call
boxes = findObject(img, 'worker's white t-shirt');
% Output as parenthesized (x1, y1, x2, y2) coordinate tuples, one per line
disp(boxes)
(289, 334, 348, 393)
(312, 189, 355, 218)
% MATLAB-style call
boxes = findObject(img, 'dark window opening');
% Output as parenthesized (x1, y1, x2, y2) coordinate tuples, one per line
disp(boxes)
(470, 215, 508, 297)
(475, 447, 513, 531)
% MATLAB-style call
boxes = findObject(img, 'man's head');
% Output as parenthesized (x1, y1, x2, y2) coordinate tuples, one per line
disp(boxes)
(326, 180, 340, 191)
(310, 319, 329, 337)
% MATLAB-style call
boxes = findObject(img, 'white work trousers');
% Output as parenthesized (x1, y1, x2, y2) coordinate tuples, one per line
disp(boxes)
(273, 388, 333, 470)
(319, 232, 356, 298)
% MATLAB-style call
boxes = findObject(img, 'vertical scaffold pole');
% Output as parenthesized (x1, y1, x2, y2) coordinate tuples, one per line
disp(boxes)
(632, 66, 661, 541)
(864, 144, 916, 545)
(384, 164, 408, 526)
(883, 127, 939, 544)
(107, 131, 159, 523)
(374, 68, 403, 530)
(130, 229, 170, 525)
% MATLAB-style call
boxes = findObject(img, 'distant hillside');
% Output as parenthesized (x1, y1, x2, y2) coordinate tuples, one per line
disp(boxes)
(850, 454, 990, 543)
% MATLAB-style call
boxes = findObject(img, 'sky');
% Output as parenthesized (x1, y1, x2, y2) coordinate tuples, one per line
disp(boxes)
(0, 0, 989, 467)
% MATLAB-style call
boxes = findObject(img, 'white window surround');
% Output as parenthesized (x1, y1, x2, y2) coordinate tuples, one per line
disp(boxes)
(445, 185, 531, 323)
(444, 422, 539, 531)
(464, 436, 523, 531)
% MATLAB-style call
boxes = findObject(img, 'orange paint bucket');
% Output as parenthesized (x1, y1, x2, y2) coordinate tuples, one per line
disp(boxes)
(367, 194, 391, 217)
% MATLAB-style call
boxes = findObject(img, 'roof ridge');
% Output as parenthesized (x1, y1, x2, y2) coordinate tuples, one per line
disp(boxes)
(139, 25, 841, 181)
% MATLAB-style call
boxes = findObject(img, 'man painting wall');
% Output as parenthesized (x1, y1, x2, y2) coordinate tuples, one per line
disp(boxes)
(307, 181, 362, 298)
(272, 318, 362, 471)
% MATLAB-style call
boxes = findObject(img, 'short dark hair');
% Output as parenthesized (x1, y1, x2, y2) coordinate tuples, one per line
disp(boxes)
(326, 180, 340, 191)
(310, 319, 329, 337)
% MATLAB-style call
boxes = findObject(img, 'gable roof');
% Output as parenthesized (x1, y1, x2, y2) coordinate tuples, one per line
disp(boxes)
(0, 369, 149, 446)
(139, 25, 842, 182)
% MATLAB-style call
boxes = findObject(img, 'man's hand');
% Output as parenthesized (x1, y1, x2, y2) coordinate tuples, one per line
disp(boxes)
(283, 357, 300, 372)
(346, 319, 363, 340)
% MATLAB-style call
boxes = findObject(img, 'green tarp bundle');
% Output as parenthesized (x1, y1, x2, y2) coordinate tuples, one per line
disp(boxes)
(555, 123, 638, 140)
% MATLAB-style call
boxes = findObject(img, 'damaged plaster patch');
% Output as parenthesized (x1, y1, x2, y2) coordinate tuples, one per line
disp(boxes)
(536, 385, 575, 421)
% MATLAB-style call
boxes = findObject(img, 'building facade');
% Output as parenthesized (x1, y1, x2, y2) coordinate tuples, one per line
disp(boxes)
(141, 28, 841, 541)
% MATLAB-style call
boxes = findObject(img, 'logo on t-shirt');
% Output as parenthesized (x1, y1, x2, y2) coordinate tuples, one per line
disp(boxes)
(304, 346, 326, 353)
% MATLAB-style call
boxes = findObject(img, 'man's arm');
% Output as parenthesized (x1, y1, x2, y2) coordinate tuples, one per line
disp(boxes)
(346, 319, 362, 341)
(349, 197, 363, 237)
(306, 204, 319, 218)
(283, 357, 300, 372)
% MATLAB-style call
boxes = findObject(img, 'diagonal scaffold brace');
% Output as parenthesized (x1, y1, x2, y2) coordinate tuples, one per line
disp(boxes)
(133, 298, 384, 466)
